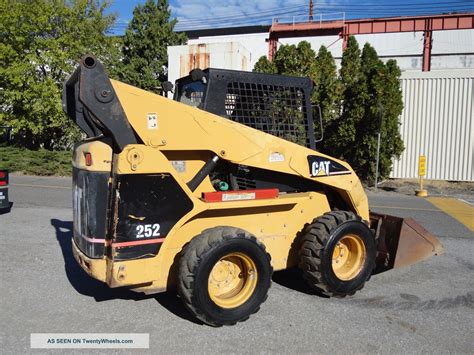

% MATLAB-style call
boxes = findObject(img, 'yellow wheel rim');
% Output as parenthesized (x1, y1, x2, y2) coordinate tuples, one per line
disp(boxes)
(332, 234, 366, 281)
(208, 252, 258, 309)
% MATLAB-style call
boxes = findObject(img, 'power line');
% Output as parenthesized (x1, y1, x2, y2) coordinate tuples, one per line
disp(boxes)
(110, 1, 474, 32)
(112, 1, 471, 27)
(173, 9, 473, 30)
(175, 3, 471, 26)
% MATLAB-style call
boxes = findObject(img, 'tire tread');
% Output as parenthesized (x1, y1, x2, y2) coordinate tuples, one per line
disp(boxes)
(177, 226, 272, 326)
(298, 211, 375, 297)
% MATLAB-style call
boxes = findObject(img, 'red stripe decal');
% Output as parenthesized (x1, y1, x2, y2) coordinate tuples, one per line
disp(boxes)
(80, 235, 106, 243)
(113, 238, 166, 248)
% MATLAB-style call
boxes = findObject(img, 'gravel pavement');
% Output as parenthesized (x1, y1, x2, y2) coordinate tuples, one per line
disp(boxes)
(1, 175, 472, 354)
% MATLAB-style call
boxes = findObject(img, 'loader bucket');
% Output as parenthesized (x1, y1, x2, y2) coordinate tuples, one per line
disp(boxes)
(370, 212, 443, 274)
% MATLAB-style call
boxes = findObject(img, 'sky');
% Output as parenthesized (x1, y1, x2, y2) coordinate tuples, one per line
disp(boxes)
(107, 0, 474, 34)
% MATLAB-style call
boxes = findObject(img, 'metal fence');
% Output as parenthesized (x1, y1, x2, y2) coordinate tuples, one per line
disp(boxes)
(391, 70, 473, 181)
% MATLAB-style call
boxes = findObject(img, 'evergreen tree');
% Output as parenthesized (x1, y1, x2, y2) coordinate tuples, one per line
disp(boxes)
(312, 46, 342, 152)
(0, 0, 119, 149)
(252, 42, 318, 145)
(336, 36, 368, 160)
(352, 43, 384, 181)
(277, 42, 316, 77)
(253, 56, 277, 74)
(253, 42, 317, 78)
(253, 42, 345, 150)
(353, 43, 404, 182)
(377, 59, 404, 179)
(253, 37, 404, 182)
(119, 0, 186, 93)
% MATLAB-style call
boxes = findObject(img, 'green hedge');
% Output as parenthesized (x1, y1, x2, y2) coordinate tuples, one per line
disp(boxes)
(0, 147, 72, 176)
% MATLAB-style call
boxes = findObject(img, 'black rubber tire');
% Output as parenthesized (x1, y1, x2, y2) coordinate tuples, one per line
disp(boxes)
(177, 226, 272, 326)
(298, 211, 376, 297)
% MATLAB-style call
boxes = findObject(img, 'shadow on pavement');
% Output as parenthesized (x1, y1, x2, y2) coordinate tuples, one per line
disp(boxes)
(50, 218, 202, 325)
(272, 268, 328, 297)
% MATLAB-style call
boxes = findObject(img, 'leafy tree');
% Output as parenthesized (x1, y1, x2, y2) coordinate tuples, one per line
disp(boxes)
(118, 0, 186, 93)
(0, 0, 119, 149)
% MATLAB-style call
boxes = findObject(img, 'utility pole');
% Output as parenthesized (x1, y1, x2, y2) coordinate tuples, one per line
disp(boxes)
(309, 0, 313, 22)
(374, 104, 383, 191)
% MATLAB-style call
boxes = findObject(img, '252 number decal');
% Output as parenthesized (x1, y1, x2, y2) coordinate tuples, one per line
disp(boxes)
(136, 223, 161, 238)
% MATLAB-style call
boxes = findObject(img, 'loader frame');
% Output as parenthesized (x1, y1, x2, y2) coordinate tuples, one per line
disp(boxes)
(64, 56, 442, 301)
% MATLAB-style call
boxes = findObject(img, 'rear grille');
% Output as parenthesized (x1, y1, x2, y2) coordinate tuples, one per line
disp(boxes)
(73, 168, 109, 258)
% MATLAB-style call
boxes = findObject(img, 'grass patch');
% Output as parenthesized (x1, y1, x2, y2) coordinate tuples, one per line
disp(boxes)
(0, 146, 72, 176)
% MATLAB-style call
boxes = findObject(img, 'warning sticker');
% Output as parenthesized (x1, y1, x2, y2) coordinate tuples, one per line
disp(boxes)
(269, 152, 285, 163)
(147, 113, 158, 129)
(171, 161, 186, 173)
(222, 192, 256, 201)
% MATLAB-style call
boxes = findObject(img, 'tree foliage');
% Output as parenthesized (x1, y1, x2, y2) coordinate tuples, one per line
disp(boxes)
(254, 42, 317, 78)
(253, 56, 276, 74)
(353, 45, 404, 182)
(312, 46, 342, 150)
(118, 0, 186, 93)
(0, 0, 119, 149)
(273, 42, 317, 77)
(335, 36, 367, 160)
(253, 37, 404, 181)
(253, 42, 318, 146)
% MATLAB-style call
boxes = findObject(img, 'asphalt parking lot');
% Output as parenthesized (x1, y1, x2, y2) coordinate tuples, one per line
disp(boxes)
(1, 175, 473, 353)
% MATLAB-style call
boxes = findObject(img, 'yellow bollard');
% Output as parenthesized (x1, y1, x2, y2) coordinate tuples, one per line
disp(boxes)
(415, 155, 428, 197)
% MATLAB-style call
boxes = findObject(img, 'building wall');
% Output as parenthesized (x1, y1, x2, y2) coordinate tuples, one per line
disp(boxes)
(391, 70, 473, 181)
(177, 29, 473, 72)
(167, 42, 251, 94)
(186, 33, 268, 69)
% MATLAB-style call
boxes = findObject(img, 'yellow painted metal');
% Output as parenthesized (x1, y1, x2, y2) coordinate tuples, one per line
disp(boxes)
(72, 139, 112, 172)
(106, 256, 160, 288)
(72, 240, 107, 282)
(416, 155, 428, 196)
(71, 79, 373, 293)
(161, 150, 215, 196)
(110, 80, 369, 221)
(208, 252, 258, 308)
(75, 140, 333, 291)
(106, 190, 330, 291)
(418, 155, 426, 177)
(332, 234, 366, 281)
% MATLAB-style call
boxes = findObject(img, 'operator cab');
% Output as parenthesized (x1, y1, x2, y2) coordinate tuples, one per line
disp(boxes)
(171, 68, 318, 149)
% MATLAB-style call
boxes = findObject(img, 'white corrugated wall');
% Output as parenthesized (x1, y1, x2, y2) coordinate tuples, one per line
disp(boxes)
(391, 70, 474, 181)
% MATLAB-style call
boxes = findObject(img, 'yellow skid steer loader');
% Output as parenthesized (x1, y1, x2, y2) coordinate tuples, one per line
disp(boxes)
(63, 56, 442, 326)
